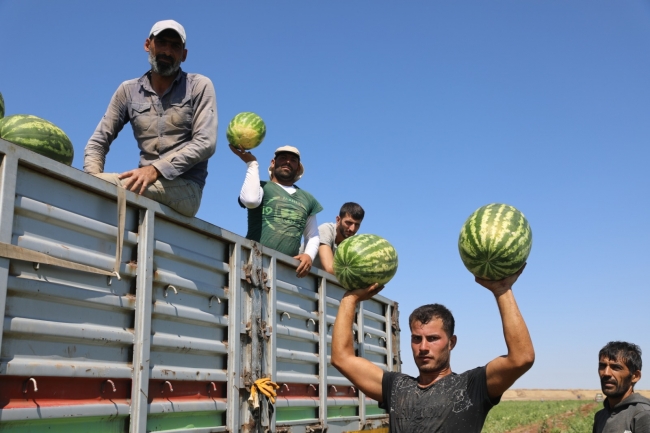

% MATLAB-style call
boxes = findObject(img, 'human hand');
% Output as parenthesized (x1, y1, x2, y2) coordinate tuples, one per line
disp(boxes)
(118, 165, 159, 195)
(293, 254, 312, 277)
(475, 263, 526, 297)
(229, 144, 257, 163)
(343, 283, 384, 302)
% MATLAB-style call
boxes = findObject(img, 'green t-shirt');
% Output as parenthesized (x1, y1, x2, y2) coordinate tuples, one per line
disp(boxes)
(242, 181, 323, 257)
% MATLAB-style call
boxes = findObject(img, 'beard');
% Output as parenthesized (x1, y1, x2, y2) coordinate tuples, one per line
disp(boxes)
(601, 375, 633, 398)
(273, 165, 295, 182)
(149, 51, 181, 77)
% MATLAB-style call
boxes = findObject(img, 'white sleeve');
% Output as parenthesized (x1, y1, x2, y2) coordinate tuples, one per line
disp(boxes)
(302, 215, 320, 260)
(239, 161, 263, 208)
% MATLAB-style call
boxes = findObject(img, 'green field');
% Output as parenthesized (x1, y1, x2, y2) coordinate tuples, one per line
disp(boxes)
(483, 400, 600, 433)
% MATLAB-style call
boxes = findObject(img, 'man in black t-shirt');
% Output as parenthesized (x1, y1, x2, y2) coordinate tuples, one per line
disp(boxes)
(331, 266, 534, 432)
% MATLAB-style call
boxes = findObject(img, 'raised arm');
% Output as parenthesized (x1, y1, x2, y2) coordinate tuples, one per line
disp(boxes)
(479, 265, 535, 399)
(331, 285, 385, 402)
(230, 145, 263, 208)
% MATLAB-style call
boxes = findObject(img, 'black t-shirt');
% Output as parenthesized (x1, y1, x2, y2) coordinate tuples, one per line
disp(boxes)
(379, 366, 499, 433)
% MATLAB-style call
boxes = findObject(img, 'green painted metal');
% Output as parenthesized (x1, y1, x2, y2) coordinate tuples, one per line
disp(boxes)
(366, 405, 387, 416)
(146, 411, 225, 431)
(276, 407, 318, 422)
(327, 406, 357, 418)
(0, 416, 128, 433)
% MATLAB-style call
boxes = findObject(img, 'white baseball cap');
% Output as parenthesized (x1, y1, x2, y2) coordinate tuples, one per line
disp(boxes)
(149, 20, 186, 44)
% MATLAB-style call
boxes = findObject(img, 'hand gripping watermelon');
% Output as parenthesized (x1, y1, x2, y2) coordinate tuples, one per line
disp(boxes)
(226, 112, 266, 150)
(0, 114, 74, 166)
(458, 203, 532, 281)
(333, 234, 398, 291)
(0, 92, 5, 119)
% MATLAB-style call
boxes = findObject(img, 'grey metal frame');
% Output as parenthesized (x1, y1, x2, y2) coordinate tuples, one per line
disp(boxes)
(0, 138, 399, 433)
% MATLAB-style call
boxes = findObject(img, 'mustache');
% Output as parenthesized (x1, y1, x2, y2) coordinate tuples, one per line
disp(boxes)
(156, 55, 174, 63)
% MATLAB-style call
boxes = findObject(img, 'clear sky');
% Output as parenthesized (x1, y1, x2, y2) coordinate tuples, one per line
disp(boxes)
(1, 1, 648, 390)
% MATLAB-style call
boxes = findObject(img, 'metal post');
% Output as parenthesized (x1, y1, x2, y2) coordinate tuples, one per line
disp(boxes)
(228, 242, 243, 432)
(318, 277, 328, 429)
(130, 209, 155, 433)
(0, 148, 18, 352)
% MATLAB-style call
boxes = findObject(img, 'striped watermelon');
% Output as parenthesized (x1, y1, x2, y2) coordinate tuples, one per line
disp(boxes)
(226, 112, 266, 150)
(0, 92, 4, 119)
(458, 203, 532, 281)
(0, 115, 74, 166)
(333, 234, 398, 291)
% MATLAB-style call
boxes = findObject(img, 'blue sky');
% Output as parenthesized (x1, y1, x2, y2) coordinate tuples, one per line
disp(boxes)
(1, 1, 648, 390)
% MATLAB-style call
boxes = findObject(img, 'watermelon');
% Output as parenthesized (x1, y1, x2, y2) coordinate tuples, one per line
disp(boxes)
(333, 234, 398, 291)
(0, 92, 4, 119)
(0, 114, 74, 166)
(226, 112, 266, 150)
(458, 203, 532, 281)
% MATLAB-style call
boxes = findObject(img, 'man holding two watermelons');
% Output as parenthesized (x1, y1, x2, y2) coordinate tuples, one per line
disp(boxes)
(332, 203, 536, 432)
(84, 20, 217, 217)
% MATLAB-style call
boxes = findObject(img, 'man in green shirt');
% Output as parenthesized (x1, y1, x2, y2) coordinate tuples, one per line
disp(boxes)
(232, 144, 322, 277)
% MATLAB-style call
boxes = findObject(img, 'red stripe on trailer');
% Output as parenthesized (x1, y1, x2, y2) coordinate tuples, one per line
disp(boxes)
(147, 379, 227, 403)
(0, 376, 130, 409)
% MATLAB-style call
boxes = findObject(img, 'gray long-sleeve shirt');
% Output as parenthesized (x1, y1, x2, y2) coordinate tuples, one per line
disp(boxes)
(84, 69, 217, 188)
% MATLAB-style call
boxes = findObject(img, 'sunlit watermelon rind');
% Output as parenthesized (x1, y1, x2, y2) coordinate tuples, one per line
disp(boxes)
(333, 234, 398, 291)
(226, 112, 266, 150)
(0, 114, 74, 166)
(458, 203, 532, 281)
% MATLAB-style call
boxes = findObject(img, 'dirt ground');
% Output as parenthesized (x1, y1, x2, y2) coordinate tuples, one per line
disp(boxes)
(502, 389, 650, 401)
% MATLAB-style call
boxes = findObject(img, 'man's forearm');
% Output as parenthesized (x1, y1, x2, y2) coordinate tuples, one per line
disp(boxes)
(239, 161, 263, 208)
(331, 295, 358, 367)
(495, 289, 534, 369)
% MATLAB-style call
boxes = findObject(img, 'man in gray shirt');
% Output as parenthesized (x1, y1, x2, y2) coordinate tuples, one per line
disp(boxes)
(84, 20, 217, 217)
(316, 202, 364, 274)
(594, 341, 650, 433)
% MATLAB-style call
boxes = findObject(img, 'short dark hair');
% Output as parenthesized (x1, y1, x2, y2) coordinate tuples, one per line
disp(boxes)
(339, 202, 365, 220)
(599, 341, 642, 373)
(408, 304, 455, 338)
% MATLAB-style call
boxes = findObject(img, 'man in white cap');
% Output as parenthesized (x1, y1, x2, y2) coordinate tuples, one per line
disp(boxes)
(84, 20, 217, 217)
(231, 144, 322, 277)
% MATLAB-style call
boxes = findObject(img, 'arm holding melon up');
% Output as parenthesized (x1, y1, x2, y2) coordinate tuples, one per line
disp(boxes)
(477, 264, 535, 400)
(331, 284, 385, 402)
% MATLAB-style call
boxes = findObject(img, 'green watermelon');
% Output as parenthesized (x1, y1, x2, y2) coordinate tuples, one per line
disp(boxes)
(333, 234, 398, 291)
(458, 203, 532, 281)
(0, 92, 4, 119)
(226, 112, 266, 150)
(0, 114, 74, 166)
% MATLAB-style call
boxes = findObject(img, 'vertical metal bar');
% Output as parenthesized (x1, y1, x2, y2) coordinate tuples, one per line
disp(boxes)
(0, 150, 18, 352)
(227, 241, 242, 432)
(130, 209, 155, 433)
(249, 247, 262, 432)
(357, 300, 367, 423)
(266, 255, 277, 433)
(385, 303, 393, 371)
(318, 277, 328, 429)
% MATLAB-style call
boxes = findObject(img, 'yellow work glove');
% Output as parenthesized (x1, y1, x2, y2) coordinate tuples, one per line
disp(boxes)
(247, 383, 260, 409)
(253, 377, 279, 404)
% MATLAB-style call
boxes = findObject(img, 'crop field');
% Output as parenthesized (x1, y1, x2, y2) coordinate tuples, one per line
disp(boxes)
(482, 400, 600, 433)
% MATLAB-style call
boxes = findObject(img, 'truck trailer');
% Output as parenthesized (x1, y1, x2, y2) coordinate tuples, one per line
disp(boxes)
(0, 138, 401, 433)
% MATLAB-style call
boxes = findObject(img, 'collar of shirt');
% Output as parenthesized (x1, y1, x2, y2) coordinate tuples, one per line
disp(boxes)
(138, 68, 186, 98)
